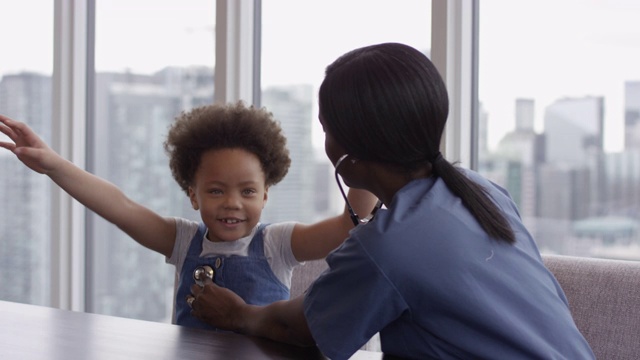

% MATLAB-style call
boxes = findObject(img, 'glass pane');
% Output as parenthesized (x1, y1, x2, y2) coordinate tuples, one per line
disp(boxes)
(0, 0, 53, 305)
(261, 0, 431, 223)
(91, 0, 215, 322)
(478, 0, 640, 260)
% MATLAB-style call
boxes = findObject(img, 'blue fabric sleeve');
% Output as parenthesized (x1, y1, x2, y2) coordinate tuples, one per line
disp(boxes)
(303, 237, 408, 360)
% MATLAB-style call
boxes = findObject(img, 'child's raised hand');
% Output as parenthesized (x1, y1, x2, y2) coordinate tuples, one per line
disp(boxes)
(0, 114, 60, 174)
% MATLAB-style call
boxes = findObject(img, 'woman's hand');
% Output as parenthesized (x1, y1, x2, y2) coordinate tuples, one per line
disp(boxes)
(189, 278, 315, 346)
(0, 114, 61, 174)
(188, 278, 248, 332)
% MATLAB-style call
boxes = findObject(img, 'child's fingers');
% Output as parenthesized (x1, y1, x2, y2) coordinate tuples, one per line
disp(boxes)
(0, 121, 17, 142)
(201, 277, 215, 286)
(0, 141, 17, 152)
(0, 115, 42, 147)
(0, 114, 16, 129)
(0, 115, 27, 142)
(2, 117, 28, 137)
(190, 276, 215, 296)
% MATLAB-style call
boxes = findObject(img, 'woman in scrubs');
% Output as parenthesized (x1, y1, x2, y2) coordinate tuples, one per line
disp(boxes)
(188, 42, 594, 360)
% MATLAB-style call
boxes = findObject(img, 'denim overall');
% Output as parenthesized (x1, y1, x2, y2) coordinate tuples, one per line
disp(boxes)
(175, 223, 290, 330)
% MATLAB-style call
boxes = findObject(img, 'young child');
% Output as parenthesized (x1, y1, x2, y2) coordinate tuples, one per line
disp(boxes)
(0, 101, 378, 330)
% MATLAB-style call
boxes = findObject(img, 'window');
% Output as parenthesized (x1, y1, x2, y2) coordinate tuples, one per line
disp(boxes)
(0, 0, 54, 306)
(11, 0, 629, 324)
(478, 0, 640, 260)
(88, 0, 215, 322)
(260, 0, 431, 223)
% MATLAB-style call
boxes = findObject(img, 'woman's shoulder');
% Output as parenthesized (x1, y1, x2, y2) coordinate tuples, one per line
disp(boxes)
(458, 167, 511, 196)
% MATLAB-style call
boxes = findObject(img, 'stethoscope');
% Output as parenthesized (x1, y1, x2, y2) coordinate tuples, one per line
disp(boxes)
(334, 154, 383, 226)
(193, 265, 214, 287)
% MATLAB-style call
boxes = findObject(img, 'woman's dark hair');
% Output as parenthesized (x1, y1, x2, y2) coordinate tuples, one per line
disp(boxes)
(164, 101, 291, 196)
(319, 42, 514, 244)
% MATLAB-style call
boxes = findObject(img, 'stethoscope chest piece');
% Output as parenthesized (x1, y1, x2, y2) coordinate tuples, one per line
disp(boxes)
(193, 265, 214, 287)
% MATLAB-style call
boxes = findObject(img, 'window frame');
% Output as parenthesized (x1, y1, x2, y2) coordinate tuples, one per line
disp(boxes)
(51, 0, 90, 311)
(431, 0, 478, 170)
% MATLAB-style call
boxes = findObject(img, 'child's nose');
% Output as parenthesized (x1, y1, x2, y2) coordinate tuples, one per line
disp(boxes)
(223, 193, 242, 209)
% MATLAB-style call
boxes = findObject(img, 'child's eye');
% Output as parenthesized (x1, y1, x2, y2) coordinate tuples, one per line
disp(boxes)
(208, 189, 223, 195)
(242, 189, 257, 196)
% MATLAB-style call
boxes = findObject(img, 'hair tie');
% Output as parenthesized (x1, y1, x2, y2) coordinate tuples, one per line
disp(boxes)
(430, 152, 443, 164)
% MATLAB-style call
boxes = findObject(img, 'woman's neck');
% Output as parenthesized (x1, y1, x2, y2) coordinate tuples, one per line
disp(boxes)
(362, 162, 432, 206)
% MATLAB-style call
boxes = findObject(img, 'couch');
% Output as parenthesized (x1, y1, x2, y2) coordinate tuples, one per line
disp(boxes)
(543, 254, 640, 360)
(291, 255, 640, 359)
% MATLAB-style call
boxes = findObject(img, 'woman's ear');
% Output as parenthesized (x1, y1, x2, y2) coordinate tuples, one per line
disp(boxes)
(188, 187, 199, 211)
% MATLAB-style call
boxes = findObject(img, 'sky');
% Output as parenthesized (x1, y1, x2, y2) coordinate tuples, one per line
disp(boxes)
(2, 0, 640, 152)
(478, 0, 640, 152)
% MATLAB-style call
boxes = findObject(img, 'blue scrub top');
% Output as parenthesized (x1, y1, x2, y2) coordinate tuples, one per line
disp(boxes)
(303, 169, 594, 360)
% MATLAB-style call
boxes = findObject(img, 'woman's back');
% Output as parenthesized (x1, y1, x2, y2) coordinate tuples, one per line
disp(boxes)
(304, 170, 595, 359)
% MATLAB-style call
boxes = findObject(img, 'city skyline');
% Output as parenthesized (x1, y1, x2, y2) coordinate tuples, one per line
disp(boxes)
(3, 63, 640, 327)
(3, 1, 639, 152)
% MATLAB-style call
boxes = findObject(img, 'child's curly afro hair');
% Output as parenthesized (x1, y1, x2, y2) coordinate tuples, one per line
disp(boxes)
(164, 101, 291, 196)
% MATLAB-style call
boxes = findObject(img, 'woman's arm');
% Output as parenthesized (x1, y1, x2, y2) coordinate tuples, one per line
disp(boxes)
(0, 114, 176, 257)
(290, 188, 379, 262)
(190, 279, 315, 346)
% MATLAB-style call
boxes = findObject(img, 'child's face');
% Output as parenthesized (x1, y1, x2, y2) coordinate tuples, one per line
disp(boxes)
(188, 148, 268, 242)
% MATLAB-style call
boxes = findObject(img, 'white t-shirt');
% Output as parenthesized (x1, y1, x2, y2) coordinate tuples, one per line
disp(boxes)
(166, 217, 301, 289)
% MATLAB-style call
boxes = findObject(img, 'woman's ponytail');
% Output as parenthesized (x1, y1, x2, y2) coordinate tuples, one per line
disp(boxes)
(432, 157, 515, 244)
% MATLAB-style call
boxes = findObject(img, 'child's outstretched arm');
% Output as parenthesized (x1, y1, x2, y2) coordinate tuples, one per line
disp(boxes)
(0, 115, 176, 257)
(290, 187, 379, 261)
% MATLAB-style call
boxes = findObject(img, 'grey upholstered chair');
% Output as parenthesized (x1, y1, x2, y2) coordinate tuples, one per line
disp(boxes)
(543, 254, 640, 360)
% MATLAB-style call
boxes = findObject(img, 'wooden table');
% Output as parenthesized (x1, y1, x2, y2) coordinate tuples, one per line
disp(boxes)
(0, 300, 384, 359)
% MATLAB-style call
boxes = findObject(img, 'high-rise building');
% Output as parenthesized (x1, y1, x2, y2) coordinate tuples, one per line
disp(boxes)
(537, 164, 591, 221)
(603, 150, 640, 214)
(544, 96, 604, 166)
(537, 96, 606, 223)
(624, 81, 640, 149)
(515, 98, 535, 132)
(0, 72, 52, 305)
(313, 158, 345, 220)
(261, 84, 316, 223)
(486, 98, 543, 219)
